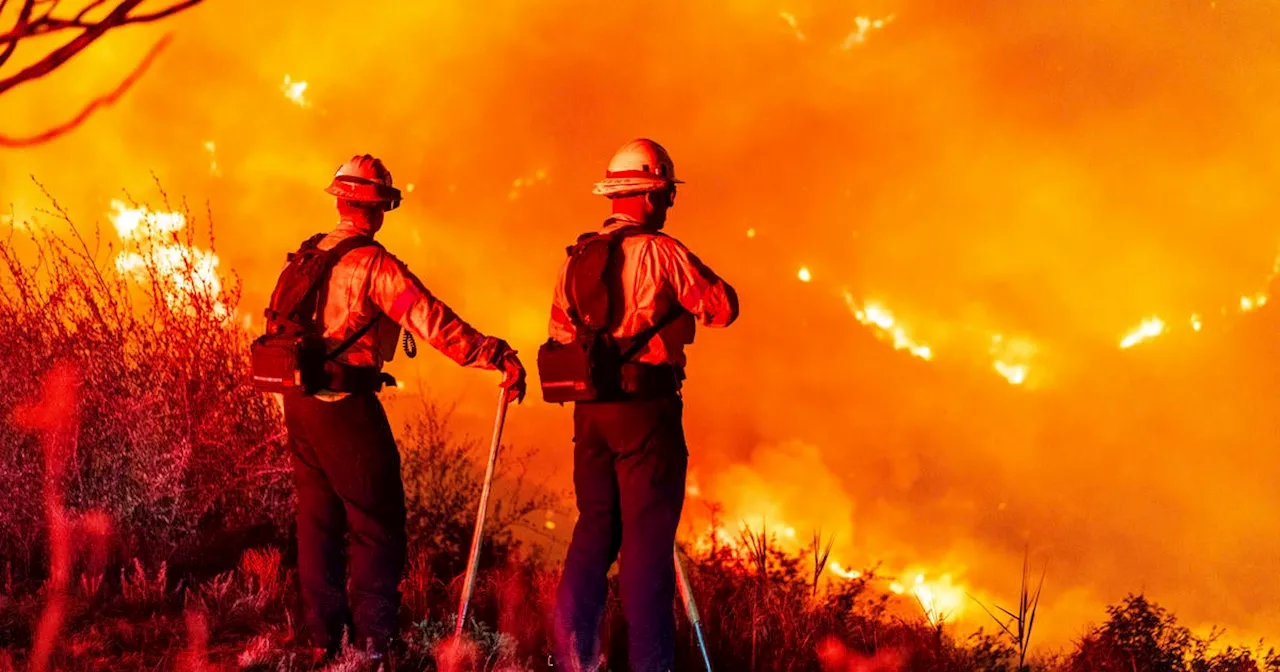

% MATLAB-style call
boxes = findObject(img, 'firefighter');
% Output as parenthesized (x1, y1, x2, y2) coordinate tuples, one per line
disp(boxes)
(550, 139, 739, 672)
(281, 154, 526, 661)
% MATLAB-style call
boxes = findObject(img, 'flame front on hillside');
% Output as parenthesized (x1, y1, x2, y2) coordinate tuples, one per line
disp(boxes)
(109, 201, 226, 318)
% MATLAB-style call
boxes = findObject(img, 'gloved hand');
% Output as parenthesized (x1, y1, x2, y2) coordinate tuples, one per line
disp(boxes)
(498, 349, 527, 405)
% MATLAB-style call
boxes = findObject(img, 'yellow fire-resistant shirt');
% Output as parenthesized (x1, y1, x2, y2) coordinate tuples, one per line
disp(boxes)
(310, 222, 505, 399)
(548, 215, 739, 368)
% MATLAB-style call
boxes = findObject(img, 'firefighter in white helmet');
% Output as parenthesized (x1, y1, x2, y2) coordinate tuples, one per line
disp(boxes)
(547, 139, 739, 672)
(269, 154, 526, 662)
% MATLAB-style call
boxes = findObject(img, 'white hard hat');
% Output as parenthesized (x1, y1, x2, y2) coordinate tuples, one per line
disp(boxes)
(325, 154, 402, 211)
(592, 138, 684, 198)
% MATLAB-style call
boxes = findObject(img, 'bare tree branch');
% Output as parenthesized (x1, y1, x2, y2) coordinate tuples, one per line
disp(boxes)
(0, 0, 147, 96)
(0, 32, 169, 147)
(0, 1, 38, 70)
(0, 0, 201, 44)
(0, 0, 206, 146)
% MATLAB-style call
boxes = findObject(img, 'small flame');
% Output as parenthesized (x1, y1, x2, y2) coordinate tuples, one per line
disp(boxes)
(845, 294, 933, 360)
(993, 361, 1028, 385)
(1191, 314, 1203, 332)
(829, 562, 862, 580)
(1120, 317, 1165, 349)
(746, 228, 757, 239)
(281, 75, 311, 108)
(990, 334, 1036, 386)
(798, 267, 813, 282)
(544, 520, 556, 530)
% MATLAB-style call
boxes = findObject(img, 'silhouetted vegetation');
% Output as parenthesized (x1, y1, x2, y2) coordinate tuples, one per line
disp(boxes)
(2, 200, 1278, 670)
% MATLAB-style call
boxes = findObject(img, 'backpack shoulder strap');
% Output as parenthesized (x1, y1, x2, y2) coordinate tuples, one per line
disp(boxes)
(311, 235, 382, 325)
(562, 222, 644, 332)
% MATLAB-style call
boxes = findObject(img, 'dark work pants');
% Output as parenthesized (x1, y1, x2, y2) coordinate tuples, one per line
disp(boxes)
(283, 390, 407, 654)
(554, 396, 688, 672)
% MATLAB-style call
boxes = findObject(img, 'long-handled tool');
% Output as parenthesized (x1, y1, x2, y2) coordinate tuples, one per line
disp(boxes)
(675, 546, 714, 672)
(453, 390, 511, 639)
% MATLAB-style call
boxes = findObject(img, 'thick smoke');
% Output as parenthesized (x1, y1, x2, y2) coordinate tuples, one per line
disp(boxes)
(4, 0, 1280, 647)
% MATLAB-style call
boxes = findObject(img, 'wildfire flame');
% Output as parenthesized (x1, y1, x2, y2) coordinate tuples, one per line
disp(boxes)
(281, 74, 311, 108)
(684, 472, 968, 624)
(844, 293, 933, 360)
(1120, 317, 1166, 349)
(910, 572, 965, 625)
(990, 334, 1036, 386)
(109, 200, 226, 318)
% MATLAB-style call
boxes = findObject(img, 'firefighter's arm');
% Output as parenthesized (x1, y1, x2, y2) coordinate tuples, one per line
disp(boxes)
(548, 256, 576, 344)
(652, 237, 740, 328)
(368, 251, 510, 369)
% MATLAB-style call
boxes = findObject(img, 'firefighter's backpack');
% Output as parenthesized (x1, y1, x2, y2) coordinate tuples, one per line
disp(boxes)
(536, 224, 681, 403)
(249, 234, 382, 395)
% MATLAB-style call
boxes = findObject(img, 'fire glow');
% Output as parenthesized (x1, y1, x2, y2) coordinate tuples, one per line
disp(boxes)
(684, 480, 969, 626)
(109, 201, 226, 318)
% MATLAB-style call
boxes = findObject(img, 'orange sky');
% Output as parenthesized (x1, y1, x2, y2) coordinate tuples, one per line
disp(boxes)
(4, 0, 1280, 650)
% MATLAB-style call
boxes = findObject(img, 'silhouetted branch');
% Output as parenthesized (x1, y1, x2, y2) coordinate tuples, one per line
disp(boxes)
(0, 0, 205, 146)
(0, 33, 170, 147)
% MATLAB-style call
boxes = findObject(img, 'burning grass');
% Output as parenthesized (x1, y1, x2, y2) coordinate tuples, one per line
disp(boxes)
(3, 193, 1280, 670)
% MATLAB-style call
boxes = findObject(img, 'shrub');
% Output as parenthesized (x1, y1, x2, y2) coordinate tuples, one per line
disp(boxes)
(0, 187, 291, 585)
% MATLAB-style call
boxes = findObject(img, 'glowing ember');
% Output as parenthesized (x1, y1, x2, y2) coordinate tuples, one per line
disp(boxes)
(203, 140, 221, 177)
(1190, 314, 1203, 332)
(109, 200, 225, 317)
(406, 183, 416, 193)
(844, 293, 933, 360)
(746, 228, 757, 239)
(544, 520, 556, 530)
(1120, 317, 1165, 349)
(798, 267, 812, 282)
(508, 168, 550, 200)
(281, 75, 311, 108)
(842, 14, 894, 49)
(779, 11, 806, 41)
(1240, 294, 1267, 312)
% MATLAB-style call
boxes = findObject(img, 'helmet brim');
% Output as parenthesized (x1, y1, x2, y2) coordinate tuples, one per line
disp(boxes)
(592, 176, 683, 197)
(325, 178, 402, 204)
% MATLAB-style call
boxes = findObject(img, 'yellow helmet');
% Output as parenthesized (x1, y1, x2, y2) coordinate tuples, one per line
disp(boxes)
(592, 138, 683, 198)
(324, 154, 402, 211)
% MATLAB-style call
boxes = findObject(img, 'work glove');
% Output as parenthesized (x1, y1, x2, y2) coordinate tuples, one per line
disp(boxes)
(497, 347, 527, 405)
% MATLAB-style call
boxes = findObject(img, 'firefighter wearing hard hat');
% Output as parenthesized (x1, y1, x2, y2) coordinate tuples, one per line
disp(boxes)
(254, 154, 527, 662)
(542, 139, 739, 672)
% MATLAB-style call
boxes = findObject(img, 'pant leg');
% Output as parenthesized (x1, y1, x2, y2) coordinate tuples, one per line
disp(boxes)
(314, 393, 407, 651)
(555, 403, 624, 671)
(287, 391, 407, 653)
(610, 396, 688, 672)
(283, 392, 351, 653)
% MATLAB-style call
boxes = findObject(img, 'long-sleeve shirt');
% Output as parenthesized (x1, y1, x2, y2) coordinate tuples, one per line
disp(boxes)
(549, 216, 739, 368)
(310, 223, 504, 397)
